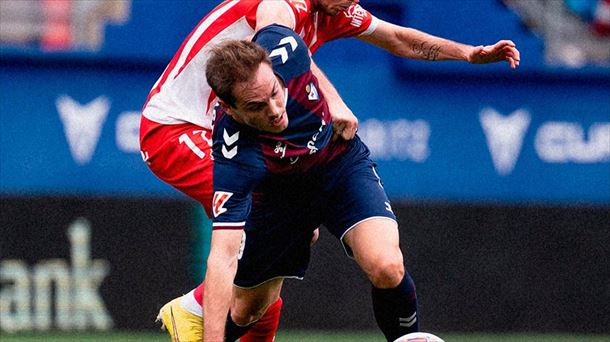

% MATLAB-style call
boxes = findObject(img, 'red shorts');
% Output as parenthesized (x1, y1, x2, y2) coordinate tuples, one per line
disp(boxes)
(140, 116, 214, 217)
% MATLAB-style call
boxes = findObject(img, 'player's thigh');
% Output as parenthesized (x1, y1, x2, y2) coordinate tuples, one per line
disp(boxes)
(140, 117, 214, 215)
(321, 140, 403, 287)
(322, 143, 397, 256)
(343, 217, 404, 288)
(234, 176, 320, 288)
(231, 278, 283, 324)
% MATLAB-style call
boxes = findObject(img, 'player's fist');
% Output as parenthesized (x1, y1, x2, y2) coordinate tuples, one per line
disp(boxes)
(468, 40, 520, 69)
(329, 98, 358, 141)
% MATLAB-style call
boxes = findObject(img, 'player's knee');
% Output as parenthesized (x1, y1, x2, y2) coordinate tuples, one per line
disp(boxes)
(231, 299, 269, 326)
(369, 255, 405, 289)
(231, 306, 266, 326)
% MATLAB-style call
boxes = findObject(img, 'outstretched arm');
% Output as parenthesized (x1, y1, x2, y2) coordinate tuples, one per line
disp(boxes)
(203, 229, 243, 341)
(359, 19, 520, 68)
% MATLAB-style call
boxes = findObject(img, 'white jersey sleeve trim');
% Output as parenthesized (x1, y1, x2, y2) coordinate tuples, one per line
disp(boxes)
(213, 221, 246, 227)
(359, 15, 379, 36)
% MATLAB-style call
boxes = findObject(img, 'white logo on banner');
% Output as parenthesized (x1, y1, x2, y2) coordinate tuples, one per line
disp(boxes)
(480, 108, 531, 175)
(535, 122, 610, 163)
(115, 111, 141, 153)
(57, 96, 110, 165)
(0, 218, 113, 332)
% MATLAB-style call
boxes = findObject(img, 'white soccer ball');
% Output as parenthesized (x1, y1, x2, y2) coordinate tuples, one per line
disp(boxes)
(393, 332, 445, 342)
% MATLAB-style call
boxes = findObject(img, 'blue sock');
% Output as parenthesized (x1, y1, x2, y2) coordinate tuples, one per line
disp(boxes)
(224, 312, 253, 342)
(371, 272, 419, 341)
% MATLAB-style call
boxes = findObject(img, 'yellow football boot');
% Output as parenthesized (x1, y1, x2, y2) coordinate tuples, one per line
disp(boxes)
(157, 297, 202, 342)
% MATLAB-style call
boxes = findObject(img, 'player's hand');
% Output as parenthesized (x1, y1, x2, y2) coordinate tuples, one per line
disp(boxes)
(328, 98, 358, 140)
(468, 40, 520, 69)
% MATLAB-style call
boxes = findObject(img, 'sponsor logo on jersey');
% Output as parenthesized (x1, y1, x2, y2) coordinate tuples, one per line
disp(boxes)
(213, 191, 233, 217)
(274, 141, 288, 158)
(343, 4, 367, 28)
(480, 108, 531, 175)
(307, 119, 326, 155)
(57, 95, 110, 165)
(306, 82, 319, 101)
(222, 128, 239, 159)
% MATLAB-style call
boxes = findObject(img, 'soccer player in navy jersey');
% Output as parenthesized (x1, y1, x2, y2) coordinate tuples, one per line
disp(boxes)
(144, 1, 520, 340)
(203, 24, 416, 342)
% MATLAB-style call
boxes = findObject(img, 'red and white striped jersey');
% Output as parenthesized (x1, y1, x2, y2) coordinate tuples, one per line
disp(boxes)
(142, 0, 378, 128)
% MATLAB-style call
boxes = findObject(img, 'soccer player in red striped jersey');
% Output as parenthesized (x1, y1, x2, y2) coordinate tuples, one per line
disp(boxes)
(140, 1, 519, 341)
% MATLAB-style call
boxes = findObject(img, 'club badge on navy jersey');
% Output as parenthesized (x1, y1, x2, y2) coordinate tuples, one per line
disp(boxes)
(306, 82, 319, 101)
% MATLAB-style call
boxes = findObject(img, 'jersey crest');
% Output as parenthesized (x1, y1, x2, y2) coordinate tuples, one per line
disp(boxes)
(306, 82, 319, 101)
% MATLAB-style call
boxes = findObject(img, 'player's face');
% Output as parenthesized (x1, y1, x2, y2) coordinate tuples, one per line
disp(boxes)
(226, 63, 288, 133)
(316, 0, 358, 16)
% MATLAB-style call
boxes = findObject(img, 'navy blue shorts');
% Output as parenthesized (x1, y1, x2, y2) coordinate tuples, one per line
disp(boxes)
(234, 137, 397, 288)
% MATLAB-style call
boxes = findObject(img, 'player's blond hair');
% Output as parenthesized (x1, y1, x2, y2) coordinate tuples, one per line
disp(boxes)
(206, 40, 271, 107)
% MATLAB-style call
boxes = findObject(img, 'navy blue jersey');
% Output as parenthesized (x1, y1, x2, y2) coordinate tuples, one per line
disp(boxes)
(211, 25, 348, 229)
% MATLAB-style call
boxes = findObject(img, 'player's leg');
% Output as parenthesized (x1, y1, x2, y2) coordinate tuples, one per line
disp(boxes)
(321, 138, 418, 341)
(140, 116, 282, 341)
(225, 174, 320, 341)
(225, 278, 284, 342)
(141, 117, 211, 341)
(343, 219, 418, 341)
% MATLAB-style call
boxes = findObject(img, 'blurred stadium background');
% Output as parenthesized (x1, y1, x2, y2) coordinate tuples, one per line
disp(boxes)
(1, 0, 608, 341)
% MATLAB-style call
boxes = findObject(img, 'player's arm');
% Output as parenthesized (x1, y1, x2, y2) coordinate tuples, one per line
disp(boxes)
(203, 228, 243, 341)
(255, 0, 296, 31)
(202, 144, 259, 340)
(311, 58, 358, 140)
(358, 19, 520, 69)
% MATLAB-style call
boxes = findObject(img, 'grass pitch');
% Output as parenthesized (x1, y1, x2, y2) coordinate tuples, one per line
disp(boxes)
(1, 331, 609, 342)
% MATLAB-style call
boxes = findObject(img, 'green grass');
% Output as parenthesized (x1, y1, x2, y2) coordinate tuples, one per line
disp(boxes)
(0, 331, 608, 342)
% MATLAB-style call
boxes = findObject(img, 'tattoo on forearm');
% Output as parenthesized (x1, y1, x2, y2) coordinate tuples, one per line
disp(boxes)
(412, 40, 442, 61)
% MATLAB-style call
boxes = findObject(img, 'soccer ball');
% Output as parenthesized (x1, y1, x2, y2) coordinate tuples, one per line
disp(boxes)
(393, 332, 445, 342)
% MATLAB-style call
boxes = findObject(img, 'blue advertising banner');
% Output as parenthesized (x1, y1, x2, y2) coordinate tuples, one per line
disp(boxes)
(0, 63, 172, 198)
(1, 59, 608, 204)
(352, 72, 610, 204)
(1, 0, 608, 204)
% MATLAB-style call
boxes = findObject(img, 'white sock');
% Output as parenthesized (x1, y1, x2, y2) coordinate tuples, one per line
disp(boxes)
(180, 289, 203, 317)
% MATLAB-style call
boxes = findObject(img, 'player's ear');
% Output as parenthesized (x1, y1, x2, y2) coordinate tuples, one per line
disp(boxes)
(219, 100, 236, 117)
